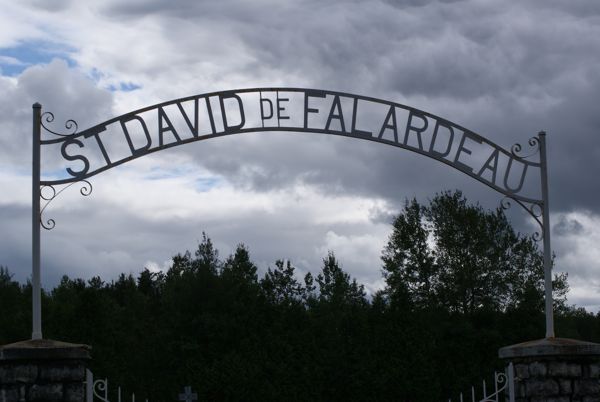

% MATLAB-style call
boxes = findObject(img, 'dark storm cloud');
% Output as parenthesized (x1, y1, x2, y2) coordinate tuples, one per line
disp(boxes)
(554, 215, 584, 237)
(527, 0, 600, 17)
(15, 0, 598, 217)
(27, 0, 73, 12)
(115, 0, 600, 215)
(99, 0, 600, 104)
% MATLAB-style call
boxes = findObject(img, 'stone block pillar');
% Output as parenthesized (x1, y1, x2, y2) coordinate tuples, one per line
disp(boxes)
(0, 339, 90, 402)
(500, 337, 600, 402)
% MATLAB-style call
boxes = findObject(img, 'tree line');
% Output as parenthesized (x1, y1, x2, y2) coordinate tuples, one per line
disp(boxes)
(1, 191, 598, 401)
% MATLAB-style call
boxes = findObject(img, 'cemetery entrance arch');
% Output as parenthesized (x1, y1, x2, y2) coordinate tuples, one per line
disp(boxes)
(30, 88, 555, 340)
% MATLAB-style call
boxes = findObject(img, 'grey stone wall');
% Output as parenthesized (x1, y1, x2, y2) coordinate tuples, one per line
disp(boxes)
(511, 357, 600, 402)
(500, 337, 600, 402)
(0, 339, 90, 402)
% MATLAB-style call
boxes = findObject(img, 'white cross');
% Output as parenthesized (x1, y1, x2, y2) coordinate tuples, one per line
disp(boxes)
(178, 386, 198, 402)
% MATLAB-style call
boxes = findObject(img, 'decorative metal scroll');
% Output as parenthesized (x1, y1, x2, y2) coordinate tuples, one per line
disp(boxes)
(39, 180, 92, 230)
(501, 134, 544, 239)
(448, 363, 515, 402)
(39, 88, 545, 230)
(85, 369, 148, 402)
(85, 369, 195, 401)
(41, 111, 78, 137)
(38, 111, 93, 230)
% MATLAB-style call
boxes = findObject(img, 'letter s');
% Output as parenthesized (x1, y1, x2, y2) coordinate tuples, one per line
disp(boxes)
(61, 138, 90, 178)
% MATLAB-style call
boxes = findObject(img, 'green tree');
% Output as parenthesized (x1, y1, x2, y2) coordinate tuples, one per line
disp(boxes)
(381, 199, 436, 308)
(0, 267, 28, 343)
(260, 259, 304, 305)
(194, 232, 220, 274)
(316, 251, 366, 306)
(382, 190, 568, 313)
(137, 269, 165, 299)
(221, 244, 258, 284)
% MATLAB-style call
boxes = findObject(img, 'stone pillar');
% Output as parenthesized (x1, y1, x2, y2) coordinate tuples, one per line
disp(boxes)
(499, 337, 600, 402)
(0, 339, 90, 402)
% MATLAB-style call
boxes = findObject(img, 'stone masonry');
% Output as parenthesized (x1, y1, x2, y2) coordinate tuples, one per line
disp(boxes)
(0, 339, 90, 402)
(500, 338, 600, 402)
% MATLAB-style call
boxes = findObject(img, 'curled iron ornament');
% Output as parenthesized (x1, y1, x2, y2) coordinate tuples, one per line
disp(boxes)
(501, 196, 544, 242)
(478, 371, 508, 402)
(39, 180, 93, 230)
(41, 216, 56, 230)
(40, 111, 78, 137)
(93, 378, 109, 402)
(511, 136, 540, 160)
(500, 197, 512, 211)
(40, 185, 56, 201)
(495, 371, 507, 386)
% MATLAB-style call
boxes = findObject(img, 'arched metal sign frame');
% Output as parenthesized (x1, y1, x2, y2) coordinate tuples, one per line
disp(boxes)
(30, 87, 555, 340)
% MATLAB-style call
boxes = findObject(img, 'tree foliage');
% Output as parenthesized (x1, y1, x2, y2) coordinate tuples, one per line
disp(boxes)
(382, 190, 568, 313)
(316, 252, 366, 306)
(0, 191, 592, 401)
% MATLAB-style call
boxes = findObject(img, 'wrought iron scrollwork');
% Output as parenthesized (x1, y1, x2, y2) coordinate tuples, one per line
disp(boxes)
(501, 196, 543, 241)
(476, 371, 509, 402)
(495, 370, 507, 386)
(92, 377, 109, 402)
(39, 180, 93, 230)
(504, 134, 544, 242)
(511, 136, 540, 160)
(450, 363, 514, 402)
(41, 111, 78, 137)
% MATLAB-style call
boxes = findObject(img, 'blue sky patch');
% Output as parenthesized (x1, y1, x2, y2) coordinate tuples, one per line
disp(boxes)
(0, 40, 76, 76)
(144, 168, 220, 191)
(41, 168, 73, 181)
(195, 177, 219, 192)
(145, 166, 192, 180)
(108, 81, 141, 92)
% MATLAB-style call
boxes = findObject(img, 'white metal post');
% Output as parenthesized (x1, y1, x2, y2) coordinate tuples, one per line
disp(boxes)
(507, 362, 515, 402)
(32, 102, 42, 340)
(539, 131, 554, 338)
(86, 369, 94, 402)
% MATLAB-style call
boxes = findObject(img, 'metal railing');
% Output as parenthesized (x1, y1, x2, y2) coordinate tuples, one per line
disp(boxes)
(85, 369, 149, 402)
(448, 363, 515, 402)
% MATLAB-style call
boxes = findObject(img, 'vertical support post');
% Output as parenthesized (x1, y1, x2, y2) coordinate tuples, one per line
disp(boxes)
(32, 102, 42, 340)
(507, 362, 515, 402)
(539, 131, 554, 338)
(86, 369, 94, 402)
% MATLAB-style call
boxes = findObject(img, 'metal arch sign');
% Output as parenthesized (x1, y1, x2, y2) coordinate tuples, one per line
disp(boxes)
(41, 88, 541, 204)
(30, 87, 554, 340)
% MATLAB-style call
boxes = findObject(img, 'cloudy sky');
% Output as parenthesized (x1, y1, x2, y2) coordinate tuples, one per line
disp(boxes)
(1, 0, 599, 311)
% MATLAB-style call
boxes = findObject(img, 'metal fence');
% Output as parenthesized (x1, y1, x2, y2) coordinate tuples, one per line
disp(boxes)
(85, 370, 148, 402)
(85, 370, 199, 402)
(86, 365, 514, 402)
(448, 363, 515, 402)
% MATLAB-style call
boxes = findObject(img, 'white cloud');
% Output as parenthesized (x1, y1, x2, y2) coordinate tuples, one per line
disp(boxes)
(0, 55, 26, 66)
(316, 229, 390, 292)
(143, 258, 173, 274)
(552, 211, 600, 310)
